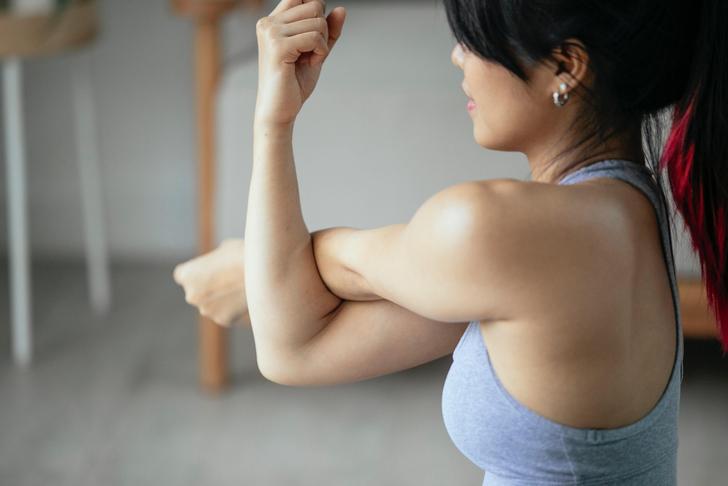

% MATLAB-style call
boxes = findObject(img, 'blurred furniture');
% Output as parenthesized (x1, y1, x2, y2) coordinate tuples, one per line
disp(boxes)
(1, 0, 110, 367)
(171, 0, 265, 393)
(679, 278, 720, 339)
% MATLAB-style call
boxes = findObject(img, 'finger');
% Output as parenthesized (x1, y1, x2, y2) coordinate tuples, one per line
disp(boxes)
(204, 284, 245, 302)
(173, 252, 213, 282)
(277, 0, 324, 23)
(325, 6, 345, 53)
(190, 285, 244, 308)
(308, 6, 345, 66)
(281, 31, 329, 65)
(173, 262, 191, 283)
(280, 17, 328, 40)
(206, 299, 246, 322)
(201, 302, 234, 328)
(200, 288, 246, 323)
(184, 284, 225, 305)
(204, 310, 230, 327)
(270, 0, 303, 16)
(185, 290, 201, 305)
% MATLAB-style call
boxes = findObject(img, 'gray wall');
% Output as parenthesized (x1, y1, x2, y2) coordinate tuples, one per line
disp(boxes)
(0, 0, 702, 277)
(0, 0, 198, 261)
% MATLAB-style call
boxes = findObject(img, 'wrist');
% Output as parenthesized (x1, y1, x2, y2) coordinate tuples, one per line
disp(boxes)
(254, 117, 295, 134)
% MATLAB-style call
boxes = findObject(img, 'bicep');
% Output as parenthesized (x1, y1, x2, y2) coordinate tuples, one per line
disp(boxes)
(268, 298, 469, 387)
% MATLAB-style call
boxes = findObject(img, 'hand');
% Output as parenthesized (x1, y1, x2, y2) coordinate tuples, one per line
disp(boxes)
(172, 239, 250, 328)
(254, 0, 346, 126)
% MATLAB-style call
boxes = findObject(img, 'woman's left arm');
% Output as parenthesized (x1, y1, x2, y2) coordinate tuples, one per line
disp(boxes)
(245, 121, 344, 376)
(245, 0, 348, 375)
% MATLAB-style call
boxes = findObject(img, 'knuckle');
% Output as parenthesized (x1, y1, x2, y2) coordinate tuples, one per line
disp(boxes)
(256, 16, 269, 31)
(269, 36, 282, 49)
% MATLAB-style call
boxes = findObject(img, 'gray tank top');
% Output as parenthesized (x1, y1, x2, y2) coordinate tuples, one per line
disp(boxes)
(441, 159, 684, 485)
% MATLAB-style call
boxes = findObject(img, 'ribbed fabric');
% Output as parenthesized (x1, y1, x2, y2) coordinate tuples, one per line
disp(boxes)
(441, 159, 684, 485)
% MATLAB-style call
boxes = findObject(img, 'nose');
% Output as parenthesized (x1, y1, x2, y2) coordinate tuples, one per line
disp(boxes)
(451, 43, 465, 68)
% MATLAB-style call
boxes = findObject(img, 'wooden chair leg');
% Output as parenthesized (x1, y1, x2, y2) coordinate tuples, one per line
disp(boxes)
(195, 18, 228, 392)
(679, 278, 720, 340)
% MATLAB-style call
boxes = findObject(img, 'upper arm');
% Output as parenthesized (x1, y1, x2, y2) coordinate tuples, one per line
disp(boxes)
(266, 297, 469, 386)
(351, 180, 522, 323)
(262, 181, 512, 386)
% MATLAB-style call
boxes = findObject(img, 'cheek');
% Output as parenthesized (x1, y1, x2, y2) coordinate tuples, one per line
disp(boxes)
(471, 93, 534, 150)
(470, 73, 547, 150)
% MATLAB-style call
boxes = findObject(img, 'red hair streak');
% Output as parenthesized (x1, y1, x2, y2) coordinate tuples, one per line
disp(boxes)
(661, 101, 728, 352)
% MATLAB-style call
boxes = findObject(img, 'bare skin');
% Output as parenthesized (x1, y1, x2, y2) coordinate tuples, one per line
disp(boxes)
(174, 0, 677, 431)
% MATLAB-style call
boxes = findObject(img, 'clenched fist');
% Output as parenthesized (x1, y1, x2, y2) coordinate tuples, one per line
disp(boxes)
(255, 0, 346, 125)
(172, 239, 250, 327)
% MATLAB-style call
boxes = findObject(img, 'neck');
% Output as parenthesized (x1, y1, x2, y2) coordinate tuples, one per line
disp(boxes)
(527, 123, 645, 184)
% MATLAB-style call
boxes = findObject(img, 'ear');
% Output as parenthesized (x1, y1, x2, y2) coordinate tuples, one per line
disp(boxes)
(549, 38, 591, 95)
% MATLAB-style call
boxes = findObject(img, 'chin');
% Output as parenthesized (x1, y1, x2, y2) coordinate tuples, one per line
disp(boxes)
(473, 122, 521, 151)
(474, 126, 506, 150)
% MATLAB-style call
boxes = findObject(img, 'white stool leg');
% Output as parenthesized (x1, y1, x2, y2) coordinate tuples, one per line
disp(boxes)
(71, 56, 111, 315)
(3, 59, 33, 367)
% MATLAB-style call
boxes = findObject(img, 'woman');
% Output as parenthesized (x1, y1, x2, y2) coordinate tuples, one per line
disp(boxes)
(173, 0, 728, 483)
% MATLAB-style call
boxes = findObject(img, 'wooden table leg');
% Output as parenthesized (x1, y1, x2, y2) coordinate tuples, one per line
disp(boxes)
(194, 17, 228, 392)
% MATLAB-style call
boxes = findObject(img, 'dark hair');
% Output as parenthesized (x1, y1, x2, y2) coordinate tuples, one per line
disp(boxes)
(442, 0, 728, 353)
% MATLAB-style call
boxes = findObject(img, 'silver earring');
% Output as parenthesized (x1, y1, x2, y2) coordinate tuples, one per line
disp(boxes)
(552, 82, 569, 107)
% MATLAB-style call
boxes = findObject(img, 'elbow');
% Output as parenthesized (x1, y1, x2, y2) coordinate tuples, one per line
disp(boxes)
(256, 353, 307, 387)
(258, 364, 296, 386)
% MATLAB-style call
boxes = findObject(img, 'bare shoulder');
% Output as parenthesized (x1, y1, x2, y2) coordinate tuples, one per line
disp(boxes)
(483, 176, 636, 249)
(387, 177, 637, 323)
(457, 177, 637, 317)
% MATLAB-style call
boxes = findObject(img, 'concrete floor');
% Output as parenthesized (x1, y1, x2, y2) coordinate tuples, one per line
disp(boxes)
(0, 260, 727, 485)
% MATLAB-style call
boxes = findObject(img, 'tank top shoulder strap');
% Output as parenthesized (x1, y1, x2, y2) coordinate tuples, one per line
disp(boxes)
(557, 159, 684, 379)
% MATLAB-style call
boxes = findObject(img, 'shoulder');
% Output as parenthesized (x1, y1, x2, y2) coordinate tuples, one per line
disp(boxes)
(419, 177, 624, 248)
(362, 178, 634, 323)
(421, 178, 634, 315)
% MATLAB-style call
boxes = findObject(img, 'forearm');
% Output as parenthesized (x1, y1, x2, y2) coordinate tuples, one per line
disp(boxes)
(244, 121, 341, 365)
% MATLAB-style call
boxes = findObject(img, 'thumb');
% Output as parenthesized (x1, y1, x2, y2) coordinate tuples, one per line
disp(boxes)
(325, 6, 346, 54)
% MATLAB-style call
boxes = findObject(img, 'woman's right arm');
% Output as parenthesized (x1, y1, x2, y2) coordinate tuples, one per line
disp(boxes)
(174, 227, 468, 385)
(270, 227, 469, 386)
